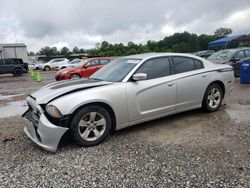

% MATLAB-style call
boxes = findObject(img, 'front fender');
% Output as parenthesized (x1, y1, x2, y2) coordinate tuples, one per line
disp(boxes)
(49, 83, 128, 127)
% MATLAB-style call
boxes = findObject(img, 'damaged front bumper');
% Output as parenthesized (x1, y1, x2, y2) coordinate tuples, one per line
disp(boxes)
(22, 96, 69, 152)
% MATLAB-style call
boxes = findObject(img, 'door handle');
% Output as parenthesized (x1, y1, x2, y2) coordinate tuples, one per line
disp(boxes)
(202, 74, 207, 78)
(168, 83, 175, 87)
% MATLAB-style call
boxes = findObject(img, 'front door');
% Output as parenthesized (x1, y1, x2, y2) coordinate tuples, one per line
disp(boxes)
(126, 57, 176, 122)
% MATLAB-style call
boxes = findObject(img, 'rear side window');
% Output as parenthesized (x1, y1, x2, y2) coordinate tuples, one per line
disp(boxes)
(136, 57, 171, 79)
(172, 57, 196, 74)
(100, 59, 110, 65)
(194, 59, 204, 69)
(0, 60, 3, 65)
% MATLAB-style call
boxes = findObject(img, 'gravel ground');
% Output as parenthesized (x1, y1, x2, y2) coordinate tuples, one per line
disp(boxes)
(0, 72, 250, 187)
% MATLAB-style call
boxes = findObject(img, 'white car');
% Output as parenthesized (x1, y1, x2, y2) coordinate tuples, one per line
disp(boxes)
(28, 62, 40, 70)
(22, 53, 234, 152)
(56, 58, 83, 70)
(39, 58, 69, 71)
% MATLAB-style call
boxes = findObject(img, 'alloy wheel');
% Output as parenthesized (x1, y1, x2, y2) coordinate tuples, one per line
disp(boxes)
(78, 112, 106, 141)
(207, 88, 221, 109)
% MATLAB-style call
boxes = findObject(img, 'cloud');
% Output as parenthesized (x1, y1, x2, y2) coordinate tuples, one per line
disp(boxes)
(0, 0, 249, 51)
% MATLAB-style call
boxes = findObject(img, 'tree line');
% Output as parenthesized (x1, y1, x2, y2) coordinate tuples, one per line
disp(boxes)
(30, 28, 232, 57)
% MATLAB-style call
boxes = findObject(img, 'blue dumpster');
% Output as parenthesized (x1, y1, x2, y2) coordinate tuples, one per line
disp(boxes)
(240, 57, 250, 84)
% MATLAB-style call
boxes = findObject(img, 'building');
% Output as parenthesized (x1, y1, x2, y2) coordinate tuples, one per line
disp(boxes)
(0, 43, 29, 62)
(208, 34, 250, 49)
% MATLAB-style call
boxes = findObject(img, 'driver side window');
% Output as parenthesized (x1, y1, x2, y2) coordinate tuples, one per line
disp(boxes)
(135, 57, 171, 80)
(234, 51, 245, 60)
(87, 60, 99, 67)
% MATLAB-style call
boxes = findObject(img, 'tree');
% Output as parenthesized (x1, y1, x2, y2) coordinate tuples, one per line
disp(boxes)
(60, 47, 71, 56)
(39, 46, 54, 56)
(73, 46, 79, 53)
(214, 28, 233, 38)
(28, 51, 35, 56)
(51, 47, 58, 55)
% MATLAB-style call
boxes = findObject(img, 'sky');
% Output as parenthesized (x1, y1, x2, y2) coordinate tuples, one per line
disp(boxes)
(0, 0, 249, 52)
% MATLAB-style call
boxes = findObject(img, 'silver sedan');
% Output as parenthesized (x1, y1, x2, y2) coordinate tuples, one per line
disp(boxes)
(22, 53, 234, 152)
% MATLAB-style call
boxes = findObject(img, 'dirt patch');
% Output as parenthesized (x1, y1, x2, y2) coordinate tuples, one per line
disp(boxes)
(0, 116, 24, 142)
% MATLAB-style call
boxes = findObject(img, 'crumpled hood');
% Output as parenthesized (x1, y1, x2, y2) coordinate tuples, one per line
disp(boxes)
(31, 78, 113, 104)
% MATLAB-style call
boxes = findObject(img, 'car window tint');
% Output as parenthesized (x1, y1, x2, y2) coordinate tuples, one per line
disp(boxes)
(87, 59, 99, 67)
(0, 60, 3, 65)
(245, 50, 250, 57)
(12, 59, 20, 64)
(234, 51, 245, 59)
(136, 57, 171, 79)
(4, 59, 12, 65)
(194, 59, 204, 69)
(172, 57, 196, 74)
(100, 59, 110, 65)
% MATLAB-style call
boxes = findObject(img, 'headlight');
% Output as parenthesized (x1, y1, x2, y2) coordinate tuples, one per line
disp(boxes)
(45, 105, 62, 118)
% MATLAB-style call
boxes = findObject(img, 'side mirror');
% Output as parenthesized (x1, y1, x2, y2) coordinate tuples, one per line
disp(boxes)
(132, 73, 147, 81)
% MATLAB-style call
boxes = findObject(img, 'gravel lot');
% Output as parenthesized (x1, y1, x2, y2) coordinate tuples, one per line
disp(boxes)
(0, 72, 250, 187)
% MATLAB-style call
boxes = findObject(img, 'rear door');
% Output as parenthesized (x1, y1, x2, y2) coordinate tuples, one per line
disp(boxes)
(2, 59, 14, 73)
(171, 56, 209, 110)
(126, 57, 176, 122)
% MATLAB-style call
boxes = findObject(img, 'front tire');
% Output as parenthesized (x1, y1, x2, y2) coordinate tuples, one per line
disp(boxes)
(70, 106, 111, 147)
(44, 66, 50, 71)
(202, 83, 223, 112)
(70, 74, 80, 79)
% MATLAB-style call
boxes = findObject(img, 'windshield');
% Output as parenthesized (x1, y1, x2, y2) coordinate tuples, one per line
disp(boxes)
(70, 59, 81, 64)
(208, 50, 235, 60)
(90, 58, 141, 82)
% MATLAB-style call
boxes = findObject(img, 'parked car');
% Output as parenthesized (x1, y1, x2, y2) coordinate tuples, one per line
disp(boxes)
(207, 48, 250, 77)
(55, 57, 116, 81)
(193, 50, 215, 59)
(22, 53, 234, 152)
(28, 61, 45, 70)
(0, 58, 28, 76)
(55, 58, 82, 70)
(39, 58, 69, 71)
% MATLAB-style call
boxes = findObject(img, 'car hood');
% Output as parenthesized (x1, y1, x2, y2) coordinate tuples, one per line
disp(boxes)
(208, 58, 229, 64)
(56, 67, 82, 74)
(30, 78, 113, 104)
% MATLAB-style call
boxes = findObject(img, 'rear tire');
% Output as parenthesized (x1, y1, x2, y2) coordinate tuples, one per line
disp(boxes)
(13, 68, 23, 76)
(70, 105, 111, 147)
(44, 66, 50, 71)
(202, 83, 223, 112)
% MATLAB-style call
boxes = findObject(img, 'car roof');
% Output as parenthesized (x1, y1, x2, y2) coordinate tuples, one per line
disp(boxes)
(85, 57, 117, 61)
(219, 47, 250, 52)
(125, 52, 204, 60)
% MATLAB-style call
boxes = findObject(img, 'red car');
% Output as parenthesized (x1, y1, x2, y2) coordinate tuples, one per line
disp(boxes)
(55, 57, 116, 81)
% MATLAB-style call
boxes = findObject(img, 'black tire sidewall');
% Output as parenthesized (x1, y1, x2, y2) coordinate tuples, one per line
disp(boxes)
(70, 105, 112, 147)
(44, 66, 50, 71)
(71, 74, 80, 79)
(13, 68, 23, 76)
(202, 83, 223, 112)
